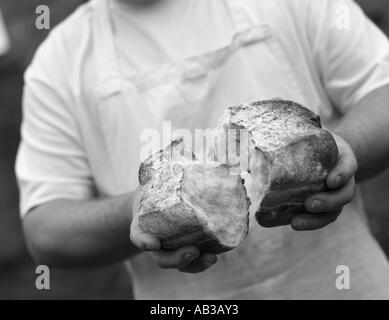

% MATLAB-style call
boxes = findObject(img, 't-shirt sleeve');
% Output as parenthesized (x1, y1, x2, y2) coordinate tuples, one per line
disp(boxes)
(307, 0, 389, 113)
(15, 30, 95, 217)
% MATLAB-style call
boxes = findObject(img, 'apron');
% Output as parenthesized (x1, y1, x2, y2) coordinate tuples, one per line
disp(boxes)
(91, 0, 389, 299)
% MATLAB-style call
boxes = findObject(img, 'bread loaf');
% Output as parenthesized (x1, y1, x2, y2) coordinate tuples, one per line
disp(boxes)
(138, 138, 250, 254)
(138, 99, 339, 253)
(217, 99, 339, 227)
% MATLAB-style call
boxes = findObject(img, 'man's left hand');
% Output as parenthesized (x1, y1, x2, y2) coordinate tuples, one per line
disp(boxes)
(291, 133, 358, 231)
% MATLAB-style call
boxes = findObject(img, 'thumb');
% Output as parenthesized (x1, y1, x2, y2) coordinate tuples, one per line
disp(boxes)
(130, 207, 161, 251)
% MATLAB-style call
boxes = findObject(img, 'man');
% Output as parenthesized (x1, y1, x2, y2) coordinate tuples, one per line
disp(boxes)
(16, 0, 389, 299)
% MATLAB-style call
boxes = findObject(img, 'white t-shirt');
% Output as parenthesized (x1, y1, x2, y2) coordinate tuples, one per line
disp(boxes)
(113, 0, 235, 74)
(16, 0, 389, 299)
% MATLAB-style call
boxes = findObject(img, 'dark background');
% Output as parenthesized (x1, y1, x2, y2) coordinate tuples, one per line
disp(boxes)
(0, 0, 388, 299)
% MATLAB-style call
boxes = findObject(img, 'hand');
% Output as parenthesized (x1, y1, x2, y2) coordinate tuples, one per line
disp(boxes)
(130, 188, 218, 273)
(291, 133, 358, 231)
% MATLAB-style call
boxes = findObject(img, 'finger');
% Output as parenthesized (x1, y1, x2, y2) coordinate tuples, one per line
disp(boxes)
(150, 246, 201, 269)
(305, 177, 356, 213)
(178, 253, 218, 273)
(327, 135, 358, 189)
(291, 210, 341, 231)
(130, 208, 161, 251)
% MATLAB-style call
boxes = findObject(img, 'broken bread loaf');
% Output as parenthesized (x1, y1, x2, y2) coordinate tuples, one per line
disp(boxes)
(138, 99, 339, 254)
(138, 137, 250, 254)
(217, 99, 339, 227)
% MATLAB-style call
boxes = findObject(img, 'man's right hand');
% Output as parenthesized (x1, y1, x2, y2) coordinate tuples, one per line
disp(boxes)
(130, 188, 218, 273)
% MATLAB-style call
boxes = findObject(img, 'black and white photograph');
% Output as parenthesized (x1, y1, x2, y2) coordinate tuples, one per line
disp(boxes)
(1, 0, 389, 305)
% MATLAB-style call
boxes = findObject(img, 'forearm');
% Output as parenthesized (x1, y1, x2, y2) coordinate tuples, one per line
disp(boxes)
(23, 193, 139, 268)
(334, 85, 389, 182)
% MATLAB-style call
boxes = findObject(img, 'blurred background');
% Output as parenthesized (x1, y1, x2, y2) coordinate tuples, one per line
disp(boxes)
(0, 0, 388, 299)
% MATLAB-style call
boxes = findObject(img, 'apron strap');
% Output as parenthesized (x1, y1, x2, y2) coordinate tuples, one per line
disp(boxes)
(224, 0, 260, 33)
(92, 0, 122, 95)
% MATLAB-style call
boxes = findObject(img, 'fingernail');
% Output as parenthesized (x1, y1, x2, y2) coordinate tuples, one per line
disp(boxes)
(310, 200, 322, 211)
(184, 253, 197, 261)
